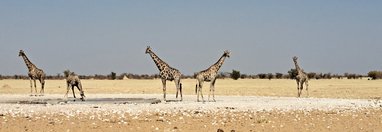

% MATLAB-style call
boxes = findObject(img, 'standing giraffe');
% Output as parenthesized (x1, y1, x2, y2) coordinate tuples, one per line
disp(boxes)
(292, 56, 309, 97)
(145, 46, 182, 101)
(195, 50, 230, 102)
(63, 70, 85, 101)
(18, 50, 46, 96)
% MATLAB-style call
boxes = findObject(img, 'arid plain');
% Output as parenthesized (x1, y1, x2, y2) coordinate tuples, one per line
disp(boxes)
(1, 79, 382, 98)
(1, 79, 382, 131)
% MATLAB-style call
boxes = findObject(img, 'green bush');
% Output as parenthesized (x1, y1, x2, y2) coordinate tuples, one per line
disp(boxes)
(110, 72, 117, 80)
(368, 71, 382, 80)
(275, 73, 283, 79)
(231, 70, 240, 80)
(287, 69, 297, 79)
(267, 73, 274, 80)
(307, 72, 316, 79)
(240, 74, 248, 79)
(257, 73, 267, 79)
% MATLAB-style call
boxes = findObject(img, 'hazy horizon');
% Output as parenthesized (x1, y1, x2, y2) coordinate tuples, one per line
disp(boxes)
(1, 1, 381, 76)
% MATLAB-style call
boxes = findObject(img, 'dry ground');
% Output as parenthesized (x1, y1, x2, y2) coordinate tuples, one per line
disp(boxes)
(1, 79, 382, 99)
(1, 108, 382, 132)
(0, 79, 382, 131)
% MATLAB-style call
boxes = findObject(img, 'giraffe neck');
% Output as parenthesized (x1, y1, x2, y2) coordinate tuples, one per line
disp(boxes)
(21, 54, 37, 72)
(293, 60, 303, 73)
(148, 51, 168, 71)
(209, 54, 227, 72)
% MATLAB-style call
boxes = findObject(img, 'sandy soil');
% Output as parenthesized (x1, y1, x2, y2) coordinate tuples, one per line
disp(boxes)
(1, 79, 382, 131)
(0, 94, 382, 131)
(1, 79, 382, 99)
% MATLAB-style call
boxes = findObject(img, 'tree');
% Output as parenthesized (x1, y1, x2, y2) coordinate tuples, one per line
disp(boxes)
(110, 72, 117, 80)
(307, 72, 316, 79)
(257, 73, 267, 79)
(63, 70, 71, 78)
(231, 70, 240, 80)
(267, 73, 274, 80)
(240, 74, 248, 79)
(275, 73, 283, 79)
(287, 69, 297, 79)
(368, 71, 382, 80)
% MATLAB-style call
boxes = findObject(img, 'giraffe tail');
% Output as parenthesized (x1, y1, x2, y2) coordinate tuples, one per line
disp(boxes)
(195, 84, 197, 94)
(180, 83, 182, 92)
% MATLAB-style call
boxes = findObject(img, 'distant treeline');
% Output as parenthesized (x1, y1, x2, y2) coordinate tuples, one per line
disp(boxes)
(229, 69, 366, 80)
(1, 69, 382, 80)
(0, 73, 195, 80)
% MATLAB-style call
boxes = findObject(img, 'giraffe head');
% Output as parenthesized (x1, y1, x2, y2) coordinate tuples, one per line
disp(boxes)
(223, 50, 231, 58)
(293, 56, 298, 61)
(145, 46, 152, 54)
(18, 50, 25, 57)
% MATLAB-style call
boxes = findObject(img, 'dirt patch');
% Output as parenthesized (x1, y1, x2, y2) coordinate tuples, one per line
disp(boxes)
(0, 94, 380, 131)
(0, 109, 381, 131)
(1, 84, 11, 89)
(0, 97, 161, 105)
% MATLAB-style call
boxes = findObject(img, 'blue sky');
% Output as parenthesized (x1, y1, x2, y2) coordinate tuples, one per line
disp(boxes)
(0, 1, 381, 75)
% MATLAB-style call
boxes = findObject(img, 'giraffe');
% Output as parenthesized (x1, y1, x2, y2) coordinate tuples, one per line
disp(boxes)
(195, 50, 230, 102)
(145, 46, 182, 102)
(63, 70, 85, 101)
(18, 50, 46, 96)
(292, 56, 309, 97)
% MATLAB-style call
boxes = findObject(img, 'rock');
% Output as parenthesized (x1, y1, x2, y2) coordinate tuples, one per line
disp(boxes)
(217, 128, 224, 132)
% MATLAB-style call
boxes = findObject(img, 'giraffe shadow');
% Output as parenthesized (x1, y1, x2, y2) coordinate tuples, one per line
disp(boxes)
(165, 100, 182, 102)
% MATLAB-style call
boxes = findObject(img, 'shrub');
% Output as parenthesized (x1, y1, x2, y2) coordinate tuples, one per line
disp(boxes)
(257, 73, 267, 79)
(110, 72, 117, 80)
(323, 73, 332, 79)
(275, 73, 283, 79)
(368, 71, 382, 80)
(240, 74, 248, 79)
(267, 73, 274, 80)
(287, 69, 297, 79)
(231, 70, 240, 80)
(307, 72, 316, 79)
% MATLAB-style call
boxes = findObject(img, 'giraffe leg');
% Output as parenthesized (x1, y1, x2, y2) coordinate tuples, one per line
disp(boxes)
(77, 83, 85, 101)
(196, 82, 200, 102)
(40, 73, 46, 96)
(33, 79, 37, 96)
(72, 86, 76, 98)
(305, 81, 309, 97)
(211, 79, 216, 102)
(38, 79, 44, 96)
(41, 79, 45, 96)
(29, 78, 33, 96)
(300, 82, 304, 97)
(64, 84, 70, 99)
(161, 79, 166, 102)
(208, 84, 212, 102)
(179, 83, 183, 101)
(175, 81, 179, 99)
(199, 81, 205, 102)
(296, 80, 300, 97)
(176, 90, 178, 99)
